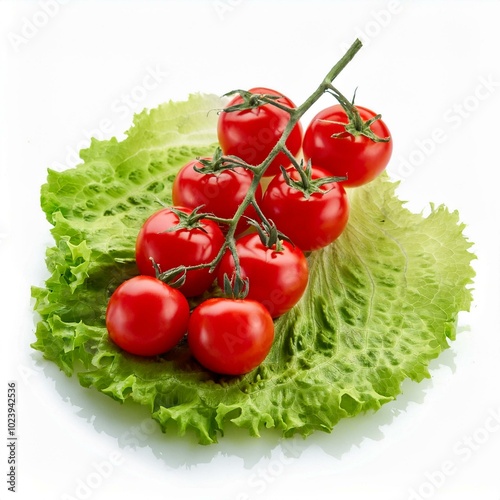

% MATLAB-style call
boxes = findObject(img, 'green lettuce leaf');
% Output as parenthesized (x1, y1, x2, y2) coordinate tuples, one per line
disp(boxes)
(31, 93, 475, 445)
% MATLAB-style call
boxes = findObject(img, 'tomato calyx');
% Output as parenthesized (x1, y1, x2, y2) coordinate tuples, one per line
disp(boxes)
(165, 206, 212, 233)
(192, 147, 227, 175)
(221, 89, 294, 114)
(325, 86, 391, 143)
(280, 160, 347, 199)
(151, 258, 188, 289)
(193, 147, 251, 175)
(247, 218, 292, 252)
(221, 272, 250, 300)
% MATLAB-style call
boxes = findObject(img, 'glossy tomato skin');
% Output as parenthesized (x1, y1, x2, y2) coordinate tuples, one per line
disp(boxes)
(302, 105, 392, 187)
(172, 159, 262, 235)
(261, 166, 349, 252)
(217, 87, 303, 176)
(135, 207, 225, 297)
(106, 275, 190, 356)
(217, 233, 308, 318)
(187, 298, 274, 376)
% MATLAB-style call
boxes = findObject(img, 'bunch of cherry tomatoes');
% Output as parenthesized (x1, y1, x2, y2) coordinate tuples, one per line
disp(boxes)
(106, 87, 392, 376)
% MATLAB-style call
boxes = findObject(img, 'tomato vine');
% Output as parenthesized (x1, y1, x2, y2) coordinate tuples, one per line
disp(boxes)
(157, 38, 368, 293)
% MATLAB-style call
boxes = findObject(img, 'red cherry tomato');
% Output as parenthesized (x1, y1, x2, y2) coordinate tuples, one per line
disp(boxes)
(217, 87, 303, 176)
(106, 275, 190, 356)
(217, 233, 308, 318)
(302, 105, 392, 187)
(172, 158, 262, 235)
(135, 207, 225, 297)
(260, 166, 349, 252)
(187, 298, 274, 375)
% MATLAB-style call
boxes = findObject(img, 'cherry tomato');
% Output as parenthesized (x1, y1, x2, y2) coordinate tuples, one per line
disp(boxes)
(302, 105, 392, 187)
(260, 166, 349, 252)
(217, 87, 303, 176)
(106, 275, 190, 357)
(217, 233, 308, 318)
(187, 298, 274, 375)
(172, 158, 262, 235)
(135, 207, 225, 297)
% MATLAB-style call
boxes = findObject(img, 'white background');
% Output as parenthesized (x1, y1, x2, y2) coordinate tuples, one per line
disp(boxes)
(1, 1, 500, 499)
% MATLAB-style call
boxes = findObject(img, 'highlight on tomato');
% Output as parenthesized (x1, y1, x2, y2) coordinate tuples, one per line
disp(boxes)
(260, 162, 349, 252)
(135, 206, 225, 297)
(302, 104, 392, 187)
(217, 87, 303, 176)
(106, 275, 190, 357)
